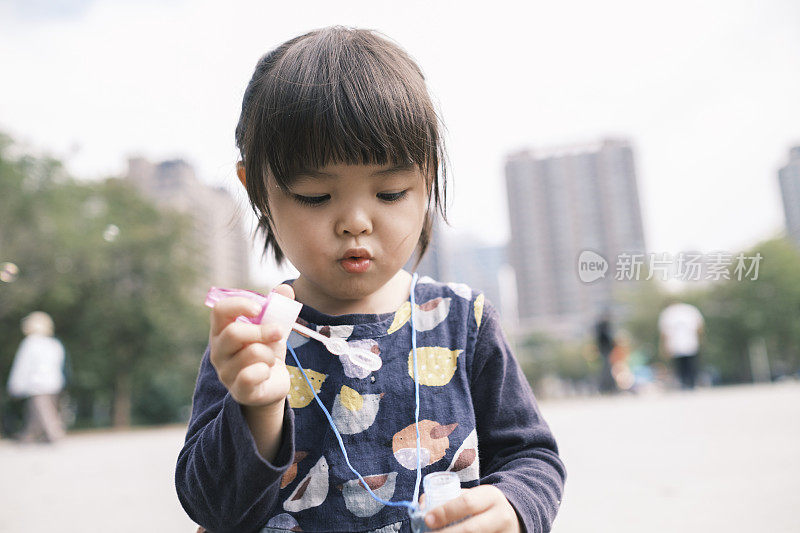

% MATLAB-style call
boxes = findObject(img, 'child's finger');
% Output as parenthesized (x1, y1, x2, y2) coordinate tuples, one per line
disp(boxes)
(209, 297, 262, 337)
(425, 488, 492, 531)
(217, 342, 278, 387)
(272, 283, 295, 300)
(229, 362, 271, 402)
(431, 511, 498, 533)
(212, 322, 283, 366)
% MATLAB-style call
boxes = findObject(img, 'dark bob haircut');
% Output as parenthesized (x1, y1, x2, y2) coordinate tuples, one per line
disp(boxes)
(235, 26, 448, 265)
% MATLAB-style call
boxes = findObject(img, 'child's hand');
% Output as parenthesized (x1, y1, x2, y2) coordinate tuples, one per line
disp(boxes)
(423, 485, 521, 533)
(208, 285, 295, 408)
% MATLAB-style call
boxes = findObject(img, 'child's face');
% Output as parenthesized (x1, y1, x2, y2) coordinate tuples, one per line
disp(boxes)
(267, 162, 428, 313)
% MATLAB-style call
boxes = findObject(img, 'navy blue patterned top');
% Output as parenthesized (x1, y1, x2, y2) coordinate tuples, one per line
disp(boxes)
(176, 278, 565, 532)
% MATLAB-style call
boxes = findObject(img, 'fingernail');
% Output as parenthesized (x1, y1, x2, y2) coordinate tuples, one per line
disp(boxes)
(425, 514, 435, 527)
(250, 303, 262, 315)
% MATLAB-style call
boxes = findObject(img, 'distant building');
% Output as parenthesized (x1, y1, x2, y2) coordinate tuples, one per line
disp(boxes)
(407, 218, 446, 281)
(444, 239, 509, 320)
(779, 146, 800, 247)
(505, 139, 647, 338)
(125, 157, 250, 289)
(405, 224, 514, 323)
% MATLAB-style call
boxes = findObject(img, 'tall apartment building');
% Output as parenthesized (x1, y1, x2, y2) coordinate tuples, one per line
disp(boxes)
(444, 239, 511, 324)
(779, 146, 800, 247)
(505, 139, 646, 338)
(408, 218, 446, 282)
(125, 158, 250, 289)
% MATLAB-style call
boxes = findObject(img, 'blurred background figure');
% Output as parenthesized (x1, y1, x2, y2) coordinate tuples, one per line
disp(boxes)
(595, 310, 618, 394)
(658, 300, 705, 390)
(609, 330, 635, 392)
(6, 311, 66, 443)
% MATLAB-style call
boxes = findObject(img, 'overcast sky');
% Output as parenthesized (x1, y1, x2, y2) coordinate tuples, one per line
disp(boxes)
(1, 0, 798, 283)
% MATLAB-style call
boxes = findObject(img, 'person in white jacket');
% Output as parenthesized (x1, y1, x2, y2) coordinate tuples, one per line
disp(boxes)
(658, 302, 705, 390)
(7, 311, 66, 443)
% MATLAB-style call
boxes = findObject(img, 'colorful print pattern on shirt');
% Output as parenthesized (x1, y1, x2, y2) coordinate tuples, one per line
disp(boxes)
(392, 420, 458, 470)
(270, 280, 486, 531)
(283, 456, 330, 512)
(407, 347, 462, 386)
(331, 385, 384, 434)
(474, 293, 484, 329)
(339, 472, 398, 517)
(386, 297, 451, 334)
(447, 429, 480, 482)
(286, 367, 327, 409)
(282, 451, 309, 488)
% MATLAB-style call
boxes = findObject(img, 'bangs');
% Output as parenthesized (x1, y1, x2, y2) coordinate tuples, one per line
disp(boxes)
(240, 28, 441, 189)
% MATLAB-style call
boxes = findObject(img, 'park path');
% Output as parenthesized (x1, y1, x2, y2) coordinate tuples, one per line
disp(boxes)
(1, 382, 798, 532)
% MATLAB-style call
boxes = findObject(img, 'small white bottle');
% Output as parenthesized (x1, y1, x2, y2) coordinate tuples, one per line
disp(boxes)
(410, 472, 462, 532)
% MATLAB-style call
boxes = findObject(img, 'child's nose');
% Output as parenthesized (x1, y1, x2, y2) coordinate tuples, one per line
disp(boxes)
(336, 207, 372, 236)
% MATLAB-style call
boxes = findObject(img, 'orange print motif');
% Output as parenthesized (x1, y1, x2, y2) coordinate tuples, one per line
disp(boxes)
(281, 451, 308, 488)
(392, 420, 458, 470)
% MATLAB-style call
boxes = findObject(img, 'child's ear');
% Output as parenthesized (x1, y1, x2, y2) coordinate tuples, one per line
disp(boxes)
(236, 161, 247, 188)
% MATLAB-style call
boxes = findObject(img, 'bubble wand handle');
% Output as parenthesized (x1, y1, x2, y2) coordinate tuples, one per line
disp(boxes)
(291, 322, 347, 355)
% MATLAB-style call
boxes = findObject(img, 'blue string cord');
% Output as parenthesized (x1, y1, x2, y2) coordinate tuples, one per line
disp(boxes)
(409, 272, 422, 505)
(285, 272, 422, 511)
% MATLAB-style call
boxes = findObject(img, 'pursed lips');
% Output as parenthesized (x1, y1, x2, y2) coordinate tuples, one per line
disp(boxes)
(339, 248, 373, 273)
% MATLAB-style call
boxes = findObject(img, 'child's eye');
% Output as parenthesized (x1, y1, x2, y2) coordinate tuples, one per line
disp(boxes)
(292, 194, 330, 206)
(377, 190, 408, 202)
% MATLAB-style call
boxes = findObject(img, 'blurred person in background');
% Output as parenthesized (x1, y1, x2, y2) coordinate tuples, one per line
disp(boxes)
(595, 310, 617, 394)
(609, 330, 634, 392)
(658, 300, 705, 390)
(6, 311, 66, 443)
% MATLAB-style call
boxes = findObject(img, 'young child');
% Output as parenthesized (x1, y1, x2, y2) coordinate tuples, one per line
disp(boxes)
(176, 26, 565, 533)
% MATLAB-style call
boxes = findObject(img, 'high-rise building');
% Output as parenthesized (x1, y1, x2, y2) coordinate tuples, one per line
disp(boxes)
(403, 217, 447, 282)
(779, 146, 800, 247)
(505, 139, 646, 338)
(443, 239, 510, 322)
(125, 157, 250, 289)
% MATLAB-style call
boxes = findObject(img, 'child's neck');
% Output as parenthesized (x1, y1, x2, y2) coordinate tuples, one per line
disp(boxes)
(293, 270, 413, 316)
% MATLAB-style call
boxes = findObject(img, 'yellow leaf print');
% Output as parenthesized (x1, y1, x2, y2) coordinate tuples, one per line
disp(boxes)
(287, 366, 327, 408)
(387, 301, 412, 334)
(474, 293, 485, 329)
(387, 298, 450, 335)
(407, 347, 462, 386)
(340, 385, 364, 412)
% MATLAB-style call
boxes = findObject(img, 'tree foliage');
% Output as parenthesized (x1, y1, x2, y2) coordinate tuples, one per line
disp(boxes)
(516, 238, 800, 391)
(0, 134, 207, 430)
(622, 238, 800, 384)
(698, 238, 800, 382)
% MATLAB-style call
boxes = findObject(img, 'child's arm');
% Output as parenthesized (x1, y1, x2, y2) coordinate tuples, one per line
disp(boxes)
(426, 299, 566, 533)
(175, 288, 296, 533)
(208, 292, 293, 459)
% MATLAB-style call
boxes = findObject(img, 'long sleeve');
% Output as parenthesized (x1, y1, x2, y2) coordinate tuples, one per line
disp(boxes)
(175, 346, 295, 533)
(470, 302, 566, 533)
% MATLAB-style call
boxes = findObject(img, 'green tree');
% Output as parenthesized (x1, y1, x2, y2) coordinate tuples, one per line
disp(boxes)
(699, 238, 800, 382)
(0, 135, 207, 430)
(621, 239, 800, 384)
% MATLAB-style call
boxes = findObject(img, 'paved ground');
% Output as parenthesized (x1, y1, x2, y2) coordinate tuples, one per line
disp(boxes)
(1, 382, 798, 532)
